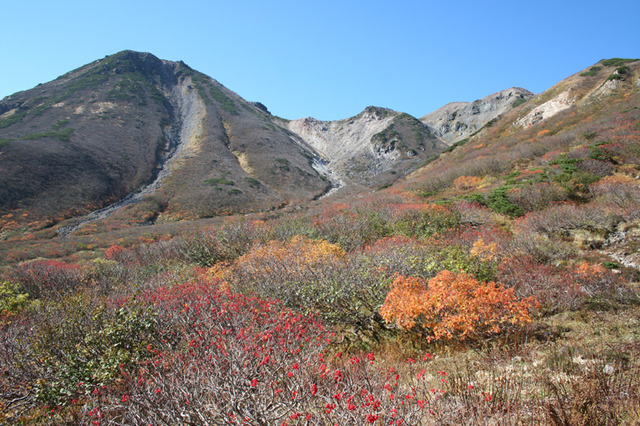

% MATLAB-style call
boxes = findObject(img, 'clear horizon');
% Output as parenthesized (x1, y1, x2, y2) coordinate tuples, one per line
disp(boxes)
(2, 0, 639, 121)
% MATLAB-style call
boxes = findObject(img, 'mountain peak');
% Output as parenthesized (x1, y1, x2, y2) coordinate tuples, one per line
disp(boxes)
(420, 87, 535, 144)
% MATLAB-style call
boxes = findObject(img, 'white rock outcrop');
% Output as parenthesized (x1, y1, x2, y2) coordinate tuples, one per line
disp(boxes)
(515, 91, 574, 128)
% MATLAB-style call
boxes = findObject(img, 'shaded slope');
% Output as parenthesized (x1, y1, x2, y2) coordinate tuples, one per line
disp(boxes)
(0, 51, 176, 221)
(0, 51, 330, 231)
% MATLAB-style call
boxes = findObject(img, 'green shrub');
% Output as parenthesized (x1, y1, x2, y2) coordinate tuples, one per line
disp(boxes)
(419, 155, 439, 168)
(607, 66, 631, 81)
(462, 192, 487, 206)
(208, 85, 238, 115)
(0, 281, 29, 313)
(15, 127, 74, 142)
(205, 177, 234, 186)
(6, 292, 162, 407)
(0, 110, 28, 128)
(486, 186, 524, 217)
(601, 58, 638, 67)
(245, 177, 261, 187)
(443, 138, 468, 153)
(580, 67, 601, 77)
(484, 118, 498, 128)
(602, 261, 620, 269)
(512, 98, 529, 108)
(392, 205, 461, 238)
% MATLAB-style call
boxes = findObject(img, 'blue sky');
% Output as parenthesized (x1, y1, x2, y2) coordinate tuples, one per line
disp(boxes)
(2, 0, 639, 121)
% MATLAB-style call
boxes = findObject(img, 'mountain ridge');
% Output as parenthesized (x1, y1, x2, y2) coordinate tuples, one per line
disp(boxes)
(2, 51, 637, 236)
(420, 87, 535, 144)
(0, 51, 332, 231)
(0, 50, 452, 231)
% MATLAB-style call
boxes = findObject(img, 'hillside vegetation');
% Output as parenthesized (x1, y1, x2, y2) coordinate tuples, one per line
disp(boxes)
(0, 58, 639, 424)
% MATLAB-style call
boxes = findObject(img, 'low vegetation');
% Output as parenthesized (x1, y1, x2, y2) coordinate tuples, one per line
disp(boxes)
(0, 58, 639, 424)
(1, 180, 639, 423)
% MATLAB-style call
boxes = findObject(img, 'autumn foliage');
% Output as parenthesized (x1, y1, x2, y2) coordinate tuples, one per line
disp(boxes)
(381, 271, 537, 342)
(213, 235, 347, 294)
(453, 175, 483, 190)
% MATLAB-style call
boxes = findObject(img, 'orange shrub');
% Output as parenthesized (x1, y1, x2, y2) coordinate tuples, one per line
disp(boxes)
(452, 175, 483, 190)
(381, 271, 537, 342)
(215, 235, 347, 295)
(379, 275, 427, 329)
(234, 234, 346, 275)
(470, 238, 498, 262)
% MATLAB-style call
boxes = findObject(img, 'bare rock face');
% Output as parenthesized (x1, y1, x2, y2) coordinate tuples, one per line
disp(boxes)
(283, 107, 446, 188)
(514, 91, 573, 128)
(420, 88, 534, 144)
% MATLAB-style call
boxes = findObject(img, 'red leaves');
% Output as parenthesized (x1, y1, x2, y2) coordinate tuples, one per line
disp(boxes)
(104, 244, 125, 260)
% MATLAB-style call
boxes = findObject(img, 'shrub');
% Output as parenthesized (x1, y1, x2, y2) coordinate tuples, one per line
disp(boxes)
(311, 205, 392, 251)
(580, 66, 601, 77)
(512, 97, 529, 107)
(204, 177, 234, 186)
(510, 229, 577, 264)
(516, 202, 617, 237)
(499, 255, 585, 313)
(573, 261, 632, 302)
(177, 219, 270, 267)
(601, 58, 638, 67)
(506, 182, 567, 213)
(10, 260, 85, 299)
(0, 281, 29, 314)
(212, 236, 390, 331)
(77, 281, 478, 425)
(607, 66, 631, 81)
(452, 175, 483, 190)
(590, 175, 640, 219)
(219, 235, 347, 291)
(452, 201, 496, 226)
(380, 271, 537, 342)
(104, 244, 125, 261)
(576, 158, 614, 177)
(391, 203, 461, 238)
(486, 186, 524, 217)
(0, 291, 162, 409)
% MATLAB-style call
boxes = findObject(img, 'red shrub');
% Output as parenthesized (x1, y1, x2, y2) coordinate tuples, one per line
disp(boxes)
(11, 260, 85, 299)
(104, 244, 125, 261)
(499, 255, 585, 313)
(81, 281, 449, 425)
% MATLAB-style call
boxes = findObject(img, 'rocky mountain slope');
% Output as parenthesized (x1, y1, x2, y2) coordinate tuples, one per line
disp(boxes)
(281, 107, 446, 188)
(400, 58, 640, 198)
(0, 50, 453, 231)
(3, 51, 634, 235)
(0, 51, 331, 229)
(420, 88, 535, 144)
